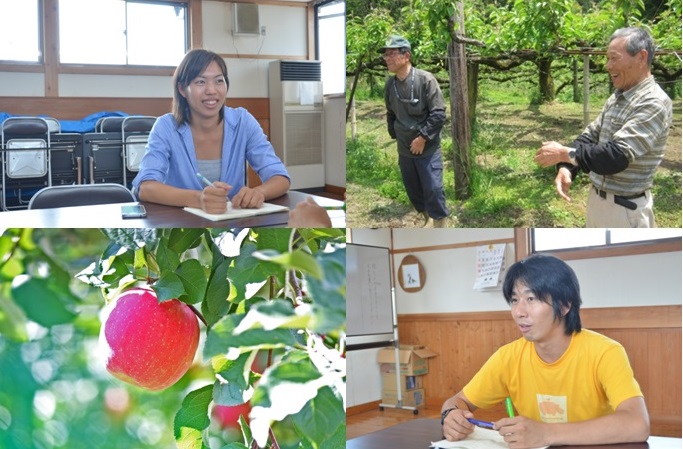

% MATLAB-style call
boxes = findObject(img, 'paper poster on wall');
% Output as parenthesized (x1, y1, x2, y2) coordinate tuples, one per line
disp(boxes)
(401, 263, 421, 288)
(473, 243, 506, 290)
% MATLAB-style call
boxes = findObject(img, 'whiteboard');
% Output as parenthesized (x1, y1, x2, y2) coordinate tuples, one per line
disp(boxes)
(347, 244, 394, 337)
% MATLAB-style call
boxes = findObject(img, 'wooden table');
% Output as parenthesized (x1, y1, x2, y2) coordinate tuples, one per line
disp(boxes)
(0, 191, 345, 228)
(346, 418, 682, 449)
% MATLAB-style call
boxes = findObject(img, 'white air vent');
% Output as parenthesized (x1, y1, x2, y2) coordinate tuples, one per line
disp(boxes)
(233, 3, 260, 35)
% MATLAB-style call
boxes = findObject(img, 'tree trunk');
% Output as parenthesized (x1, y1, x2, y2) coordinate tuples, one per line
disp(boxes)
(345, 56, 364, 122)
(537, 57, 555, 103)
(572, 58, 580, 103)
(448, 1, 471, 200)
(467, 61, 479, 130)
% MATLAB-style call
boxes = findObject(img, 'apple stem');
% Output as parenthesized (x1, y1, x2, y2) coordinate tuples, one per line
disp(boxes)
(189, 304, 208, 327)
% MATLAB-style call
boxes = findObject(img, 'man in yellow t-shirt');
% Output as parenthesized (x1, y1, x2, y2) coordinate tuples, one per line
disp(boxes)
(441, 254, 649, 449)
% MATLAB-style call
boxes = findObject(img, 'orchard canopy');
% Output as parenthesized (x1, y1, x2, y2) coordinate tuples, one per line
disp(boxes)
(346, 0, 682, 107)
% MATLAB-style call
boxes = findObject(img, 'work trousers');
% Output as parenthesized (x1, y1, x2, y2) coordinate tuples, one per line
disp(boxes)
(586, 187, 655, 228)
(398, 150, 449, 220)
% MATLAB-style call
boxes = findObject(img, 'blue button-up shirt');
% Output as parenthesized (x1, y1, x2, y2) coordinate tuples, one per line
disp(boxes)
(132, 107, 289, 199)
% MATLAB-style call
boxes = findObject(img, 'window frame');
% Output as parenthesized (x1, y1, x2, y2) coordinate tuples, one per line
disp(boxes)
(0, 0, 43, 65)
(0, 0, 189, 77)
(516, 229, 682, 262)
(314, 0, 345, 97)
(58, 0, 189, 70)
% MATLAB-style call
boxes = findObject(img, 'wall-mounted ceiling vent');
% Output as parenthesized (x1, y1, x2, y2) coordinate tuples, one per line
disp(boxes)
(233, 3, 260, 35)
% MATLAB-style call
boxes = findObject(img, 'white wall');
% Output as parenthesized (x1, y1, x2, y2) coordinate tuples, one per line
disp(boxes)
(346, 229, 683, 407)
(323, 96, 346, 187)
(0, 73, 44, 96)
(58, 74, 171, 97)
(203, 1, 308, 98)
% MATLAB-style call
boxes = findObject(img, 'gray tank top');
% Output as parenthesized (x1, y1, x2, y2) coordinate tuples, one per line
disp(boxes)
(196, 159, 221, 183)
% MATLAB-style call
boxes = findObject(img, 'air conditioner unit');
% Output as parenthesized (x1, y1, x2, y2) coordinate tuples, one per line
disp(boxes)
(233, 3, 259, 35)
(269, 60, 324, 189)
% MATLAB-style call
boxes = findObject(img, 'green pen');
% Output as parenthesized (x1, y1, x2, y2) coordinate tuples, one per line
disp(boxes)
(505, 397, 515, 418)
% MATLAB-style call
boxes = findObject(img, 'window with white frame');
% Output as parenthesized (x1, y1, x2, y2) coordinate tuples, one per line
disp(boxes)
(58, 0, 187, 66)
(0, 0, 41, 63)
(316, 0, 345, 95)
(533, 228, 682, 252)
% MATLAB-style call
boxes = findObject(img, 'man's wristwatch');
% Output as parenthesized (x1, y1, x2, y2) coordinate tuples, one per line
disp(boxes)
(441, 407, 457, 426)
(568, 148, 578, 166)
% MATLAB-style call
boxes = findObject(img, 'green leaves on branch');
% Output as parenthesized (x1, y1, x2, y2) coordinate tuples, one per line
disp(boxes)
(11, 277, 78, 327)
(0, 229, 83, 341)
(1, 227, 346, 449)
(174, 385, 213, 449)
(75, 227, 346, 448)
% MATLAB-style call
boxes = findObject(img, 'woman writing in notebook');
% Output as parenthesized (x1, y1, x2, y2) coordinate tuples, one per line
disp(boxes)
(133, 49, 290, 213)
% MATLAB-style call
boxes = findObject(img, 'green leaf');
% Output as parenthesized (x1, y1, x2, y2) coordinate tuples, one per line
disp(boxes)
(0, 296, 28, 341)
(267, 351, 320, 384)
(252, 249, 322, 279)
(11, 277, 78, 327)
(0, 256, 23, 282)
(213, 379, 250, 406)
(168, 229, 204, 253)
(202, 258, 232, 327)
(102, 228, 158, 250)
(212, 352, 252, 391)
(292, 387, 345, 449)
(176, 259, 208, 305)
(203, 314, 299, 359)
(154, 271, 185, 302)
(174, 384, 212, 449)
(306, 249, 346, 334)
(253, 228, 292, 254)
(220, 443, 249, 449)
(238, 414, 253, 446)
(318, 416, 346, 449)
(101, 254, 133, 287)
(316, 247, 346, 290)
(156, 236, 181, 272)
(229, 243, 282, 300)
(234, 300, 311, 333)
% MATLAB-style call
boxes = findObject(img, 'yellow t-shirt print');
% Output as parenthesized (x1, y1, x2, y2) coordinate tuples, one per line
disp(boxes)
(536, 394, 568, 423)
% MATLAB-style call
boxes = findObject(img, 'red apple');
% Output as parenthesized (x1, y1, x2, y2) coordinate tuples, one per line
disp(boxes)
(100, 287, 200, 391)
(213, 402, 251, 429)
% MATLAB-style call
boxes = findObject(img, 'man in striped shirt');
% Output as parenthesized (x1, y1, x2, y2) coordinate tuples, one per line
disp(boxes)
(534, 27, 673, 228)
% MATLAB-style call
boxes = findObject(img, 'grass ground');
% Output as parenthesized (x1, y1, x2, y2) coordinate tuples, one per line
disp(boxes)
(346, 79, 682, 228)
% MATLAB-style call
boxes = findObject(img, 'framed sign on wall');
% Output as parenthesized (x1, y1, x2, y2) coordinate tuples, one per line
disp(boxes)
(398, 255, 425, 293)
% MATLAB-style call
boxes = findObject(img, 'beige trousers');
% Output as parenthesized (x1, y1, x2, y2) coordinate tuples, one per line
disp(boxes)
(586, 187, 655, 228)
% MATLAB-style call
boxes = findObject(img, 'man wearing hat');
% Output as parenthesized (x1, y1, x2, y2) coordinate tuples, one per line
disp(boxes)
(380, 35, 449, 227)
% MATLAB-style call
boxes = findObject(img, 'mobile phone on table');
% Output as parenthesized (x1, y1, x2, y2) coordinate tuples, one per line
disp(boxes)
(121, 204, 147, 218)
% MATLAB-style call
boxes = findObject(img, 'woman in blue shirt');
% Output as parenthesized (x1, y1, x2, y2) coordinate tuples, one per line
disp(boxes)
(132, 49, 290, 213)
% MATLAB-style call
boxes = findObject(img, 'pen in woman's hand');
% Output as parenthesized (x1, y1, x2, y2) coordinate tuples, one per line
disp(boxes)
(196, 172, 215, 188)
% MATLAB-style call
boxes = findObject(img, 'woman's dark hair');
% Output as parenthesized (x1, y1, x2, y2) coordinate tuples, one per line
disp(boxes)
(503, 254, 582, 335)
(172, 49, 229, 126)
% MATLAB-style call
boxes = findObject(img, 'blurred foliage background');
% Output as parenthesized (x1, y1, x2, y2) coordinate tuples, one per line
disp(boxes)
(1, 229, 203, 448)
(0, 228, 346, 449)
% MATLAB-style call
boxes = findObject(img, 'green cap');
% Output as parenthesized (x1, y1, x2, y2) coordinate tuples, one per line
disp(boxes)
(378, 35, 411, 53)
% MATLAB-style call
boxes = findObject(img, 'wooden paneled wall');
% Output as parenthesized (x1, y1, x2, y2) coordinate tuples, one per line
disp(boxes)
(397, 305, 681, 437)
(0, 97, 270, 136)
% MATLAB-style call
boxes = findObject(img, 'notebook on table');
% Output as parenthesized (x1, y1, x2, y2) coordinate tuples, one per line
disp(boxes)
(183, 202, 289, 221)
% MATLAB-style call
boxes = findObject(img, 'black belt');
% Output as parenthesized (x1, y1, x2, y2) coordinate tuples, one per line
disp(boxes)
(593, 186, 646, 210)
